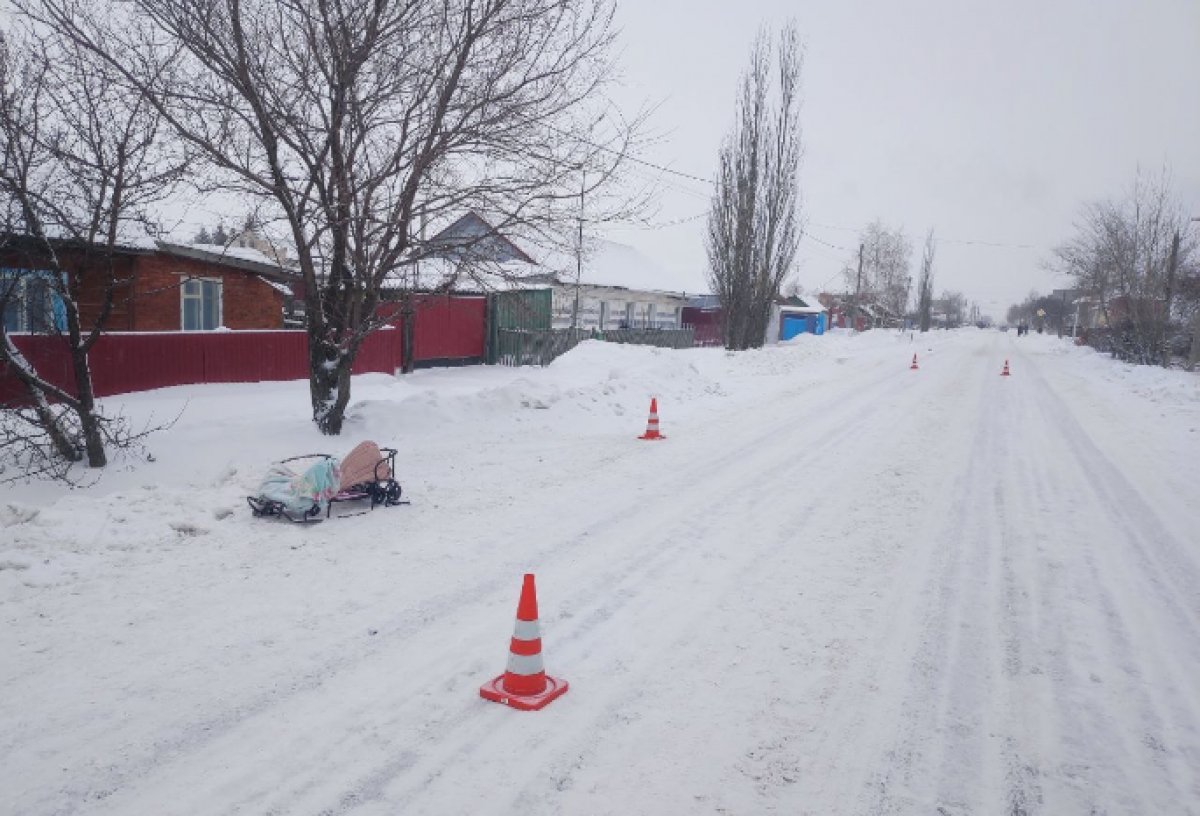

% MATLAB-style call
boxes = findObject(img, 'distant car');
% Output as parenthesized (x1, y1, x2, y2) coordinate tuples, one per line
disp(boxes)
(999, 325, 1010, 332)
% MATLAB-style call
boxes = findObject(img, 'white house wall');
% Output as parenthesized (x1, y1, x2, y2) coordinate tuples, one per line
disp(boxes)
(550, 285, 688, 330)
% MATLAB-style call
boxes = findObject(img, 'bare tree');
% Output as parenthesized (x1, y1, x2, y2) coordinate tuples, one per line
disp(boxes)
(937, 290, 968, 327)
(917, 229, 936, 332)
(706, 23, 804, 351)
(840, 220, 912, 325)
(0, 25, 186, 477)
(1051, 168, 1196, 364)
(23, 0, 642, 434)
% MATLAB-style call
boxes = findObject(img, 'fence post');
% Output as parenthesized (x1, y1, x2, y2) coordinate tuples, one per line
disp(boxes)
(484, 293, 495, 365)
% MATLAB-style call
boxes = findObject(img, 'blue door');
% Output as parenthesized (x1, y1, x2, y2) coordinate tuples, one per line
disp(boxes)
(781, 315, 809, 340)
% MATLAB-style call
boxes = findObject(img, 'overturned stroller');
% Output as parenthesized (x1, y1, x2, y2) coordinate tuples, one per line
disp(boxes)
(247, 441, 406, 523)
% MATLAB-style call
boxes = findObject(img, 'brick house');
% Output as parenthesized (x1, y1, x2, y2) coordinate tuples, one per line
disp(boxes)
(1, 237, 288, 333)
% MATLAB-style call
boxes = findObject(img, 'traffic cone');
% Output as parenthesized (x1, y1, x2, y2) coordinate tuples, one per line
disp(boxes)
(480, 574, 569, 711)
(638, 398, 666, 440)
(910, 353, 919, 370)
(1001, 359, 1011, 376)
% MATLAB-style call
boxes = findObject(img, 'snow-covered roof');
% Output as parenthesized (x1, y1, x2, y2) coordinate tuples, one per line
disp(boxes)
(779, 303, 826, 316)
(257, 276, 295, 296)
(380, 212, 709, 298)
(533, 238, 707, 296)
(379, 256, 547, 293)
(155, 241, 294, 279)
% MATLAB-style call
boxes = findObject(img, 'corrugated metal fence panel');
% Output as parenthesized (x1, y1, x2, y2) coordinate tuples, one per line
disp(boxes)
(494, 290, 552, 330)
(354, 328, 400, 374)
(411, 296, 487, 361)
(372, 294, 488, 363)
(94, 333, 205, 395)
(1, 335, 76, 403)
(1, 330, 403, 403)
(260, 332, 310, 380)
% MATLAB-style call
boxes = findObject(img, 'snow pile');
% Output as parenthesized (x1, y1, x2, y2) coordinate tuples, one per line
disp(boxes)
(1022, 334, 1200, 409)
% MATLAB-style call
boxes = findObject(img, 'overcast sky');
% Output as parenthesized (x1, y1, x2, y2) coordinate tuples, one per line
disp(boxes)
(598, 0, 1200, 318)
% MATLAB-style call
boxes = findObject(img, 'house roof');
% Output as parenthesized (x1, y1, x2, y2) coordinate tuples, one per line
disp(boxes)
(779, 303, 826, 316)
(426, 211, 536, 265)
(0, 233, 299, 284)
(534, 238, 707, 296)
(388, 214, 710, 299)
(0, 232, 159, 257)
(155, 241, 295, 280)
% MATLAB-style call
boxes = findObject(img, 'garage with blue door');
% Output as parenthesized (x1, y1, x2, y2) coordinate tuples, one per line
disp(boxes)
(779, 307, 826, 340)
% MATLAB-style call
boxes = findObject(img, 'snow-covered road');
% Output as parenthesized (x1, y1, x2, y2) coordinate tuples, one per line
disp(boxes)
(3, 331, 1199, 815)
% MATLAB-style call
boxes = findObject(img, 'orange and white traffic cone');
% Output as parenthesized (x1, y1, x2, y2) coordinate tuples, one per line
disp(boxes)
(910, 353, 919, 371)
(480, 574, 569, 711)
(638, 398, 666, 440)
(1001, 359, 1011, 376)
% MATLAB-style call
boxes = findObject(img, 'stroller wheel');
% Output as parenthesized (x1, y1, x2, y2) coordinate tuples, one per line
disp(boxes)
(247, 497, 276, 517)
(385, 481, 402, 505)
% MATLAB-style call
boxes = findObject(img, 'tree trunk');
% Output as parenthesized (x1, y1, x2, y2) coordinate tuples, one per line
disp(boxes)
(401, 308, 416, 374)
(32, 390, 80, 462)
(70, 345, 107, 467)
(1, 333, 80, 461)
(77, 409, 107, 467)
(308, 328, 344, 434)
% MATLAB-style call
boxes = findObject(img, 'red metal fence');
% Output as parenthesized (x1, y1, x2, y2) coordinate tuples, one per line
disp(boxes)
(375, 295, 487, 362)
(1, 329, 401, 403)
(1, 295, 488, 403)
(682, 307, 724, 348)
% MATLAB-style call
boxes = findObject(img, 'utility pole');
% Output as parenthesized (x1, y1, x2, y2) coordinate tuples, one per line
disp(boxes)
(1161, 230, 1180, 367)
(571, 168, 585, 332)
(1058, 289, 1067, 338)
(852, 243, 864, 331)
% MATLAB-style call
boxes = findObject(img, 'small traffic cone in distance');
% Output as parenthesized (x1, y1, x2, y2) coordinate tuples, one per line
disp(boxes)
(480, 574, 569, 711)
(1001, 359, 1011, 376)
(910, 353, 919, 370)
(639, 398, 666, 440)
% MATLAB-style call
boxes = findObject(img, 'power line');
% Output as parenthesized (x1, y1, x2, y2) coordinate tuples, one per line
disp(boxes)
(938, 237, 1040, 249)
(804, 233, 848, 252)
(544, 122, 1047, 251)
(807, 220, 859, 234)
(605, 211, 708, 230)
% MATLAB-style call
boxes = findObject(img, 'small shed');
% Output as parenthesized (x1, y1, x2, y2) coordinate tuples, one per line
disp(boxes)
(768, 297, 827, 343)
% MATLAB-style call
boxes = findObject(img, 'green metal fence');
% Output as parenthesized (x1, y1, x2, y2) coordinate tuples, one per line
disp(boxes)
(492, 327, 696, 367)
(487, 290, 552, 364)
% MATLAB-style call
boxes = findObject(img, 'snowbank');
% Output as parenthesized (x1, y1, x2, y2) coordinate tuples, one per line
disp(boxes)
(1021, 333, 1200, 408)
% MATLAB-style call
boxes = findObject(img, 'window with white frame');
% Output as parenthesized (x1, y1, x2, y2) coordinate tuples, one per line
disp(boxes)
(181, 277, 223, 330)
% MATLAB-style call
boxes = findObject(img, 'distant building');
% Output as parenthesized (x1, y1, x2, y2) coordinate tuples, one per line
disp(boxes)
(418, 211, 704, 331)
(767, 296, 827, 342)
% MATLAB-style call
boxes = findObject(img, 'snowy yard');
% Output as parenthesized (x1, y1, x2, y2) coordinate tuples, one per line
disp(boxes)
(3, 329, 1199, 815)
